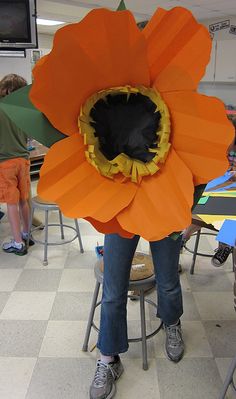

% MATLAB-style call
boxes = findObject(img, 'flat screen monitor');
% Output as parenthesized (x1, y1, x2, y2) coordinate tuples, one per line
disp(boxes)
(0, 0, 37, 49)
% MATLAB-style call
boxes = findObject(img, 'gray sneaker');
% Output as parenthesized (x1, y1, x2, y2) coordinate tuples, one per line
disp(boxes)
(90, 356, 124, 399)
(165, 321, 184, 362)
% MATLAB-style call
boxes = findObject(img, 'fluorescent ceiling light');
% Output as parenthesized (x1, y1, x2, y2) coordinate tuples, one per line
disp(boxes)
(37, 18, 65, 26)
(0, 50, 25, 58)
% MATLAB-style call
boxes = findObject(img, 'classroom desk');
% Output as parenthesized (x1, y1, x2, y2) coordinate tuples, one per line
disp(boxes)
(193, 196, 236, 221)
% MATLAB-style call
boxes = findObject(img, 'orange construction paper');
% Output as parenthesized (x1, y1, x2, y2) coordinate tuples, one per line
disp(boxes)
(162, 91, 234, 184)
(30, 8, 150, 136)
(28, 6, 233, 241)
(85, 217, 134, 239)
(143, 7, 211, 91)
(117, 149, 193, 241)
(38, 135, 138, 222)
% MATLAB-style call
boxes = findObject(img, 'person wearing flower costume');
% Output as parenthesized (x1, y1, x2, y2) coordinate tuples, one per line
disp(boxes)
(0, 2, 234, 398)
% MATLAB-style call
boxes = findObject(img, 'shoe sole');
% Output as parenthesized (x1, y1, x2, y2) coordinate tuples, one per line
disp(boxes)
(3, 248, 27, 256)
(106, 384, 116, 399)
(89, 372, 122, 399)
(211, 259, 224, 267)
(165, 346, 184, 363)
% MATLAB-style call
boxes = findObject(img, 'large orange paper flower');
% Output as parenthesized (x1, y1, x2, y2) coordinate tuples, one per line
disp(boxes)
(30, 6, 234, 241)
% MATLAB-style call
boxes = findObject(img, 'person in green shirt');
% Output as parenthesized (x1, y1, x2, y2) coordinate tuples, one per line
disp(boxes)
(0, 74, 31, 255)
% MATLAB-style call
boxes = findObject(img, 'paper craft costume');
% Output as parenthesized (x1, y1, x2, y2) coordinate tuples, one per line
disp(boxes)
(0, 5, 234, 241)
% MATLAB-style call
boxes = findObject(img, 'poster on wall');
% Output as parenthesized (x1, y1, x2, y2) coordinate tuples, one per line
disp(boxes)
(229, 25, 236, 35)
(209, 20, 230, 32)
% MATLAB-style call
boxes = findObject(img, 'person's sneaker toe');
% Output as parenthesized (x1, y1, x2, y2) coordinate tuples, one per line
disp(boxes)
(165, 321, 184, 363)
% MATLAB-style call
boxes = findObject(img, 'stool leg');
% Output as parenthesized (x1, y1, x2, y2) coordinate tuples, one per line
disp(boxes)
(140, 290, 148, 370)
(74, 219, 84, 253)
(218, 355, 236, 399)
(43, 210, 49, 266)
(27, 206, 34, 248)
(82, 281, 100, 351)
(190, 230, 201, 275)
(59, 210, 65, 240)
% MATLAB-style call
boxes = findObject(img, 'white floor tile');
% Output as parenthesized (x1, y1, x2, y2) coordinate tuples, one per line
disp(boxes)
(0, 292, 56, 320)
(58, 269, 95, 292)
(193, 292, 236, 320)
(24, 247, 68, 269)
(0, 357, 36, 399)
(0, 269, 22, 291)
(39, 320, 98, 359)
(119, 358, 161, 399)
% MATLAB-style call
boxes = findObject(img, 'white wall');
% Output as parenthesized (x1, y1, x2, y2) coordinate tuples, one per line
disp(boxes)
(38, 33, 54, 49)
(198, 82, 236, 107)
(0, 34, 53, 83)
(0, 50, 32, 83)
(199, 16, 236, 106)
(201, 15, 236, 41)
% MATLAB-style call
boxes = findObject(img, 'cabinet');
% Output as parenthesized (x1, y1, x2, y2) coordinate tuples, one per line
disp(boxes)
(214, 40, 236, 82)
(201, 39, 236, 83)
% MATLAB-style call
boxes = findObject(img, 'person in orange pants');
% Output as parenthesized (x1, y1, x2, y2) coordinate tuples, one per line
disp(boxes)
(0, 74, 31, 255)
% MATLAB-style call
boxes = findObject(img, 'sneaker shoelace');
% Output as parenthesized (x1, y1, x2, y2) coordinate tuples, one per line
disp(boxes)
(214, 246, 232, 263)
(166, 325, 182, 348)
(93, 360, 116, 388)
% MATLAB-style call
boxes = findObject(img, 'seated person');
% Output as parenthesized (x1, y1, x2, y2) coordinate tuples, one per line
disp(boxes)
(0, 74, 31, 255)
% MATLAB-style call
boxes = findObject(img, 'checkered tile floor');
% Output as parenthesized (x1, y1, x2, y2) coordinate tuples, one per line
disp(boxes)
(0, 200, 235, 399)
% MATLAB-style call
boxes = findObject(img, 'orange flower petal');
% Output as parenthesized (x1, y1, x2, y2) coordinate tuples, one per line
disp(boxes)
(162, 91, 234, 185)
(117, 149, 193, 241)
(30, 9, 150, 136)
(143, 7, 211, 91)
(38, 135, 137, 222)
(85, 217, 134, 239)
(39, 134, 85, 173)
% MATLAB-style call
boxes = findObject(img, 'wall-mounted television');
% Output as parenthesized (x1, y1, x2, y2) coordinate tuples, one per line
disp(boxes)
(0, 0, 38, 50)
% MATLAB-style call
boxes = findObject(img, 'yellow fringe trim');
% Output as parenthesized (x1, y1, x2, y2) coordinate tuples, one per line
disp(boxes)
(78, 85, 171, 183)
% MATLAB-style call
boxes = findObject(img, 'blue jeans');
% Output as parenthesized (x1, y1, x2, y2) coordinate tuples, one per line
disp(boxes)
(97, 234, 183, 356)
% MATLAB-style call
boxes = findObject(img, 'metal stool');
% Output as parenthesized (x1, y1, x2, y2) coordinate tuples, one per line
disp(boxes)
(184, 228, 234, 275)
(82, 253, 163, 370)
(30, 196, 84, 265)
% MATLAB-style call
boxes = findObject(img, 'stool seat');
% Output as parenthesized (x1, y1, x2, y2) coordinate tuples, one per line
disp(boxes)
(31, 196, 60, 211)
(98, 252, 154, 281)
(29, 195, 84, 265)
(82, 253, 162, 370)
(95, 261, 156, 292)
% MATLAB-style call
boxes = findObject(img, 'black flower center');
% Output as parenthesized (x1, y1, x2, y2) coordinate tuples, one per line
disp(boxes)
(90, 92, 161, 163)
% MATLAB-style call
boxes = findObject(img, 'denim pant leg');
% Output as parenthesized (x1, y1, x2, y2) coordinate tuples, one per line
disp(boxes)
(97, 234, 140, 356)
(150, 236, 183, 326)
